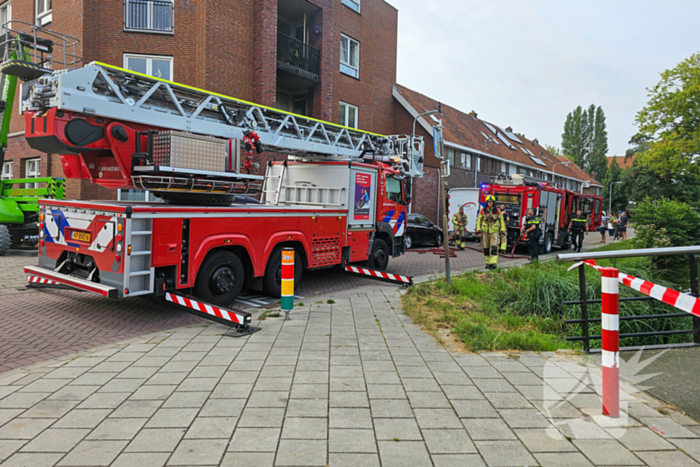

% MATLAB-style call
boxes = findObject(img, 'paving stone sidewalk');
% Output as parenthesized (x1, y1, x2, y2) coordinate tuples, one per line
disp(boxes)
(0, 281, 697, 466)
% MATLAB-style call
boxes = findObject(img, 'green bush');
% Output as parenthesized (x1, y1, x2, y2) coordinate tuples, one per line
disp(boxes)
(633, 198, 700, 250)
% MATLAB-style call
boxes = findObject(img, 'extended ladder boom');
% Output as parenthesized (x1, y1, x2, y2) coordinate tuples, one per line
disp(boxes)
(21, 62, 424, 181)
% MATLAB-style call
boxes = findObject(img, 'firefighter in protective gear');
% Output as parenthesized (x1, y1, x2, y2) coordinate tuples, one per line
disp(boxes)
(477, 196, 506, 269)
(521, 208, 541, 262)
(568, 209, 588, 253)
(452, 207, 468, 250)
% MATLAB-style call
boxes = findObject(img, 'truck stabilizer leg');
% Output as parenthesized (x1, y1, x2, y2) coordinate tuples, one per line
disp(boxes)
(164, 292, 261, 338)
(27, 275, 61, 287)
(343, 265, 413, 287)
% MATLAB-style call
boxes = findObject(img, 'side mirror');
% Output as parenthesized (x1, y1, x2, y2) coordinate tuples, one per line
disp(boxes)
(403, 178, 412, 205)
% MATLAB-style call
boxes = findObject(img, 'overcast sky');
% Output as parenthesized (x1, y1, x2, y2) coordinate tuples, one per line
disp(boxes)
(392, 0, 700, 158)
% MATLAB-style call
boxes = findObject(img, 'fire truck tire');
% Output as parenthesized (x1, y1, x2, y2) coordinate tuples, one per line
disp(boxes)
(263, 247, 303, 298)
(0, 225, 10, 256)
(368, 239, 389, 271)
(194, 250, 245, 306)
(404, 234, 413, 250)
(539, 233, 553, 255)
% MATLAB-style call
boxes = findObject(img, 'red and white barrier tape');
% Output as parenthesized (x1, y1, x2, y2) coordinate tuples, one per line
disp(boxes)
(27, 275, 60, 285)
(165, 292, 250, 326)
(344, 265, 413, 285)
(569, 259, 700, 318)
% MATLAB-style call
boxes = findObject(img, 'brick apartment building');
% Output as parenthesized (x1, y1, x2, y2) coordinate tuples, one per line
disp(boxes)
(0, 0, 598, 221)
(391, 85, 602, 223)
(0, 0, 398, 201)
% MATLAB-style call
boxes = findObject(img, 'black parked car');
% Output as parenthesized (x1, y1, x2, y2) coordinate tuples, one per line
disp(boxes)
(405, 214, 444, 249)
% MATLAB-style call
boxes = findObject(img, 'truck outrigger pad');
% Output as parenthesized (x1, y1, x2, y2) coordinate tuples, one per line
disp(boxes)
(164, 292, 261, 338)
(343, 265, 413, 287)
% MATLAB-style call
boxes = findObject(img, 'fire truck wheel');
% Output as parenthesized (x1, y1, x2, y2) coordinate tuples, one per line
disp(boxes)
(194, 250, 245, 306)
(368, 239, 389, 271)
(538, 233, 553, 255)
(0, 225, 10, 256)
(404, 234, 413, 250)
(263, 247, 303, 298)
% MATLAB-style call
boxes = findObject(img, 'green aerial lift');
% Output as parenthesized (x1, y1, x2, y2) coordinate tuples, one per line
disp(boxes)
(0, 24, 76, 255)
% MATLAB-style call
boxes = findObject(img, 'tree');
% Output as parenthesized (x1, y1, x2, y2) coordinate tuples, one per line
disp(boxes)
(589, 106, 609, 181)
(544, 145, 563, 158)
(561, 104, 609, 179)
(633, 52, 700, 185)
(561, 106, 589, 169)
(602, 157, 627, 213)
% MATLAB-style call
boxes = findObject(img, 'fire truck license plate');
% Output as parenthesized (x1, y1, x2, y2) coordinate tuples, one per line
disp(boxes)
(70, 230, 91, 242)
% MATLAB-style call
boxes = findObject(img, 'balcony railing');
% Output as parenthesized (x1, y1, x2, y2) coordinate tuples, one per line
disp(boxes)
(277, 32, 320, 82)
(124, 0, 174, 34)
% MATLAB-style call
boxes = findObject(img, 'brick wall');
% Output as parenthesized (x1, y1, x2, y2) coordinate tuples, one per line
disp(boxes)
(332, 0, 398, 135)
(2, 0, 401, 204)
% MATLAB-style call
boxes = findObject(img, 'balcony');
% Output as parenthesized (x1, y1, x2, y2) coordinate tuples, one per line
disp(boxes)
(124, 0, 174, 34)
(277, 32, 319, 83)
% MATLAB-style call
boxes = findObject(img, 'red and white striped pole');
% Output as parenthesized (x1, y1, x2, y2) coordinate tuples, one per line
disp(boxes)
(600, 267, 620, 418)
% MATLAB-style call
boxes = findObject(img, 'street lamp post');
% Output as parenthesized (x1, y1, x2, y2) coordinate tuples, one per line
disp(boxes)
(412, 110, 440, 138)
(412, 108, 450, 284)
(609, 181, 623, 215)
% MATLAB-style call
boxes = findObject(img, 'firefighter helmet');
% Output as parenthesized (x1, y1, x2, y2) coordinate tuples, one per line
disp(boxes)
(485, 195, 496, 203)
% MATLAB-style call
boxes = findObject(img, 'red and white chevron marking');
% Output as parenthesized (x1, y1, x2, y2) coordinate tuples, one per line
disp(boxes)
(165, 292, 248, 326)
(344, 265, 413, 285)
(569, 259, 700, 318)
(27, 275, 60, 285)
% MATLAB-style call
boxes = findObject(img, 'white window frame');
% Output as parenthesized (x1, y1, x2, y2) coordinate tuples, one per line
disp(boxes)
(36, 0, 50, 26)
(1, 160, 12, 180)
(123, 53, 174, 81)
(0, 2, 11, 32)
(124, 0, 174, 34)
(447, 148, 455, 167)
(340, 34, 360, 78)
(339, 101, 358, 128)
(461, 152, 471, 169)
(341, 0, 360, 13)
(25, 158, 40, 188)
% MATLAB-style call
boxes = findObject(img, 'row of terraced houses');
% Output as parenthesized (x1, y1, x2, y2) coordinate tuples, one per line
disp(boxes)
(0, 0, 602, 224)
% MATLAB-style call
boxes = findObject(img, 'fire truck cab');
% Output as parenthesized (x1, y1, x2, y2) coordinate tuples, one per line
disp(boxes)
(479, 174, 602, 254)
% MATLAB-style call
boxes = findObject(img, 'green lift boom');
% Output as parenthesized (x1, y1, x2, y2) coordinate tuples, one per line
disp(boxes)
(0, 22, 79, 255)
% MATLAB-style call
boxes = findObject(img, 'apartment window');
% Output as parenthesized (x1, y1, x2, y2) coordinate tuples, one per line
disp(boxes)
(36, 0, 50, 25)
(447, 148, 455, 166)
(124, 53, 173, 81)
(341, 0, 360, 13)
(1, 2, 11, 32)
(477, 157, 483, 172)
(500, 162, 506, 174)
(25, 158, 40, 188)
(125, 0, 174, 33)
(1, 161, 12, 180)
(461, 152, 471, 169)
(340, 34, 359, 78)
(339, 101, 358, 128)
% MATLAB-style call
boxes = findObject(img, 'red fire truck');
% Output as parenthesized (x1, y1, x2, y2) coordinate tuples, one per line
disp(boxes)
(17, 62, 423, 332)
(478, 174, 602, 254)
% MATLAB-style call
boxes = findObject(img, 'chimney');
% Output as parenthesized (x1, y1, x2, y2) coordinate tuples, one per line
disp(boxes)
(505, 126, 513, 133)
(532, 138, 539, 146)
(468, 111, 477, 118)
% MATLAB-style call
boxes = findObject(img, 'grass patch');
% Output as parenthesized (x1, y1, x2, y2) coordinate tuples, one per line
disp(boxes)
(258, 309, 281, 321)
(402, 240, 693, 352)
(327, 299, 336, 304)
